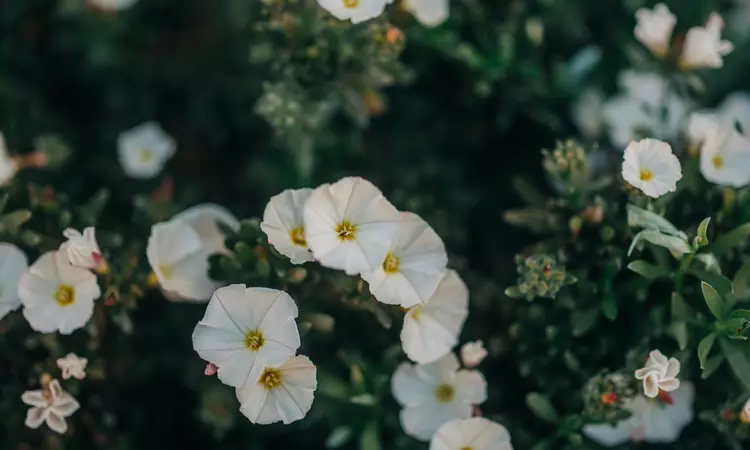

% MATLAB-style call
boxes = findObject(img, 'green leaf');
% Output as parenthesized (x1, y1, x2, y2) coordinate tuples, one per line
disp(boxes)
(720, 337, 750, 390)
(731, 309, 750, 321)
(601, 292, 618, 320)
(707, 223, 750, 257)
(627, 204, 684, 237)
(701, 353, 725, 380)
(702, 281, 726, 320)
(690, 269, 733, 298)
(79, 188, 111, 224)
(733, 260, 750, 300)
(359, 421, 382, 450)
(326, 427, 353, 448)
(671, 293, 694, 321)
(571, 308, 598, 337)
(697, 333, 717, 369)
(639, 229, 691, 254)
(670, 321, 689, 351)
(0, 210, 32, 234)
(627, 260, 669, 280)
(696, 217, 711, 247)
(525, 393, 559, 423)
(504, 286, 522, 298)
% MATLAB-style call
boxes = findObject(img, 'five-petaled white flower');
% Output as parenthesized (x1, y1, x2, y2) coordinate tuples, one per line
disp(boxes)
(0, 242, 28, 320)
(680, 13, 734, 70)
(19, 251, 101, 334)
(192, 285, 301, 388)
(315, 0, 390, 24)
(362, 211, 448, 308)
(699, 125, 750, 187)
(392, 353, 487, 442)
(0, 132, 18, 186)
(117, 122, 176, 179)
(60, 227, 106, 271)
(634, 350, 681, 398)
(430, 417, 513, 450)
(89, 0, 139, 11)
(236, 355, 317, 425)
(56, 353, 88, 380)
(621, 139, 682, 198)
(460, 341, 487, 369)
(303, 177, 400, 275)
(22, 379, 80, 434)
(634, 3, 676, 57)
(261, 188, 315, 264)
(403, 0, 449, 27)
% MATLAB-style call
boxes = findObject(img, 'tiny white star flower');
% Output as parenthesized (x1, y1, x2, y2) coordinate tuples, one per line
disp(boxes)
(621, 139, 682, 198)
(680, 13, 734, 70)
(89, 0, 139, 11)
(634, 350, 681, 398)
(403, 0, 449, 27)
(0, 242, 28, 320)
(634, 3, 676, 57)
(315, 0, 390, 24)
(236, 355, 317, 425)
(19, 251, 101, 335)
(303, 177, 400, 275)
(56, 353, 88, 380)
(430, 417, 513, 450)
(741, 398, 750, 423)
(0, 133, 18, 186)
(117, 122, 176, 179)
(460, 341, 487, 369)
(392, 353, 487, 442)
(261, 188, 315, 264)
(22, 379, 80, 434)
(60, 227, 105, 271)
(362, 211, 448, 308)
(192, 285, 301, 388)
(699, 125, 750, 187)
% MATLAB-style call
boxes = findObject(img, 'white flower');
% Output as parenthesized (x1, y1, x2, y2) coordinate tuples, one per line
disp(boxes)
(715, 92, 750, 135)
(572, 89, 605, 139)
(117, 122, 176, 179)
(634, 3, 676, 57)
(236, 355, 317, 425)
(621, 139, 681, 198)
(60, 227, 105, 271)
(315, 0, 390, 24)
(685, 111, 718, 147)
(89, 0, 139, 11)
(261, 188, 315, 264)
(680, 13, 733, 70)
(20, 251, 101, 334)
(460, 341, 487, 369)
(741, 398, 750, 423)
(0, 133, 18, 186)
(634, 350, 681, 398)
(0, 242, 28, 320)
(430, 418, 513, 450)
(392, 353, 487, 442)
(192, 285, 301, 388)
(22, 379, 80, 434)
(56, 353, 88, 380)
(303, 177, 400, 275)
(699, 125, 750, 187)
(403, 0, 449, 27)
(171, 203, 239, 255)
(362, 212, 447, 308)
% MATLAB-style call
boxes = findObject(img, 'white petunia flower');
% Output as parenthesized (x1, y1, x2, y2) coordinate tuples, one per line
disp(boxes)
(741, 398, 750, 423)
(680, 13, 734, 70)
(699, 125, 750, 187)
(117, 122, 176, 179)
(22, 379, 80, 434)
(20, 251, 101, 335)
(572, 89, 605, 139)
(621, 139, 682, 198)
(0, 133, 18, 186)
(56, 353, 88, 380)
(315, 0, 390, 24)
(362, 211, 448, 308)
(634, 350, 681, 398)
(60, 227, 106, 272)
(303, 177, 400, 275)
(0, 242, 28, 320)
(634, 3, 676, 57)
(236, 355, 317, 425)
(392, 353, 487, 442)
(89, 0, 139, 11)
(192, 285, 301, 388)
(430, 417, 513, 450)
(261, 188, 315, 264)
(403, 0, 449, 27)
(460, 341, 487, 369)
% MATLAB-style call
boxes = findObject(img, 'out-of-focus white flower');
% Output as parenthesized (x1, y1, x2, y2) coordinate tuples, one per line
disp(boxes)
(22, 379, 80, 434)
(20, 251, 101, 334)
(89, 0, 139, 11)
(741, 398, 750, 423)
(403, 0, 449, 27)
(261, 188, 315, 264)
(0, 133, 18, 186)
(685, 111, 718, 147)
(634, 350, 681, 398)
(699, 126, 750, 187)
(303, 177, 400, 275)
(117, 122, 176, 179)
(236, 355, 317, 425)
(171, 204, 239, 255)
(401, 270, 469, 364)
(315, 0, 390, 24)
(621, 139, 681, 198)
(392, 353, 487, 442)
(56, 353, 88, 380)
(60, 227, 106, 272)
(362, 212, 447, 308)
(192, 285, 301, 388)
(430, 417, 513, 450)
(572, 89, 605, 139)
(0, 242, 28, 320)
(634, 3, 676, 57)
(460, 341, 487, 369)
(680, 13, 734, 70)
(715, 92, 750, 135)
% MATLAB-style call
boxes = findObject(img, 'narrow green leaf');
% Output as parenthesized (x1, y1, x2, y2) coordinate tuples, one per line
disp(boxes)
(671, 293, 694, 321)
(690, 269, 733, 298)
(707, 223, 750, 257)
(720, 337, 750, 390)
(571, 308, 598, 337)
(504, 286, 522, 298)
(697, 333, 717, 369)
(670, 321, 688, 350)
(696, 217, 711, 246)
(601, 292, 618, 320)
(0, 210, 32, 234)
(731, 309, 750, 321)
(733, 260, 750, 300)
(359, 421, 382, 450)
(627, 260, 669, 280)
(641, 229, 691, 254)
(326, 427, 353, 448)
(627, 204, 683, 236)
(701, 353, 724, 380)
(525, 393, 559, 423)
(701, 281, 726, 320)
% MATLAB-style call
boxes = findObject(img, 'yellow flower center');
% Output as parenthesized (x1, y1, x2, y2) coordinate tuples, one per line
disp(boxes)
(335, 220, 357, 241)
(712, 155, 725, 169)
(460, 447, 474, 450)
(244, 329, 265, 351)
(409, 305, 424, 321)
(138, 149, 153, 162)
(55, 284, 76, 306)
(342, 0, 359, 8)
(289, 226, 307, 247)
(434, 383, 455, 403)
(382, 252, 400, 274)
(159, 263, 174, 280)
(258, 367, 282, 390)
(639, 169, 654, 181)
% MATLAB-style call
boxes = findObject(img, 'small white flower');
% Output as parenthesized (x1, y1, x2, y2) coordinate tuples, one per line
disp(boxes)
(403, 0, 449, 27)
(715, 92, 750, 135)
(60, 227, 105, 271)
(20, 251, 101, 334)
(460, 341, 487, 369)
(192, 285, 301, 388)
(362, 211, 447, 308)
(261, 188, 315, 264)
(634, 3, 676, 57)
(680, 13, 734, 70)
(315, 0, 390, 24)
(392, 353, 487, 442)
(303, 177, 400, 275)
(699, 125, 750, 187)
(236, 355, 317, 425)
(572, 89, 605, 139)
(22, 379, 80, 434)
(171, 203, 239, 255)
(634, 350, 681, 398)
(56, 353, 88, 380)
(621, 139, 682, 198)
(117, 122, 176, 179)
(0, 242, 28, 320)
(0, 133, 18, 186)
(89, 0, 139, 11)
(430, 417, 513, 450)
(741, 398, 750, 423)
(685, 111, 718, 147)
